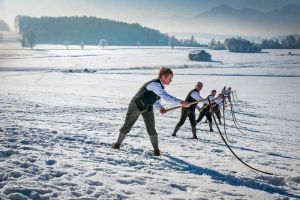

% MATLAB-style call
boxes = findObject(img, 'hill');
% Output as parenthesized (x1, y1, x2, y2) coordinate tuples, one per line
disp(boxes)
(15, 16, 200, 46)
(0, 19, 10, 31)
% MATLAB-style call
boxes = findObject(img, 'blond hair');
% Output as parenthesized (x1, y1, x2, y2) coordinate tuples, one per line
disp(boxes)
(158, 67, 173, 78)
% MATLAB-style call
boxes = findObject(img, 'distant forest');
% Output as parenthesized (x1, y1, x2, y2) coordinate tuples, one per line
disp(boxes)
(260, 36, 300, 49)
(14, 16, 201, 46)
(208, 35, 300, 52)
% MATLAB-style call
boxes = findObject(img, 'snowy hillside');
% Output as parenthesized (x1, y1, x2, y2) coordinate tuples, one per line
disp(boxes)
(0, 43, 300, 199)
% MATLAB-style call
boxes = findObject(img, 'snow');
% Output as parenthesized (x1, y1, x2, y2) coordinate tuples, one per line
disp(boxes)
(0, 42, 300, 199)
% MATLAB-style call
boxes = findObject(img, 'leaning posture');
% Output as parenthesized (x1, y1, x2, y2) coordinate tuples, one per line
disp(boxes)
(113, 67, 189, 156)
(172, 82, 204, 139)
(196, 90, 216, 132)
(210, 91, 225, 125)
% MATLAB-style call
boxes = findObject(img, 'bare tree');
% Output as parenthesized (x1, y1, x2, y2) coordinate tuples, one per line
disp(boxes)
(80, 42, 85, 50)
(168, 36, 177, 49)
(20, 30, 36, 49)
(208, 39, 216, 49)
(99, 39, 108, 49)
(64, 40, 71, 50)
(136, 41, 141, 48)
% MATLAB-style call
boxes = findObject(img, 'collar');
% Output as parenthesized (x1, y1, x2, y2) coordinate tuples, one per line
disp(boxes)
(159, 78, 164, 87)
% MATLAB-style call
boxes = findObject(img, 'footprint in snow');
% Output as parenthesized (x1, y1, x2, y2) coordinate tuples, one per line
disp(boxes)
(117, 178, 146, 185)
(45, 160, 56, 165)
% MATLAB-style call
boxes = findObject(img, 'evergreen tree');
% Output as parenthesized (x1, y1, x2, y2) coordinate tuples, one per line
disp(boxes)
(216, 41, 225, 50)
(189, 35, 196, 46)
(286, 35, 297, 48)
(209, 38, 225, 50)
(260, 39, 281, 49)
(260, 36, 300, 49)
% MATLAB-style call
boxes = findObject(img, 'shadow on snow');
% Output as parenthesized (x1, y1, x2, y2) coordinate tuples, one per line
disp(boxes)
(162, 153, 299, 199)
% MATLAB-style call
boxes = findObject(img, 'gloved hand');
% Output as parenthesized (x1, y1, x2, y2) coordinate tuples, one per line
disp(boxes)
(160, 108, 167, 114)
(181, 101, 190, 108)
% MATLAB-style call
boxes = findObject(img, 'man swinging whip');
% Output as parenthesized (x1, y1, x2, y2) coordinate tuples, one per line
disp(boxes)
(113, 67, 190, 156)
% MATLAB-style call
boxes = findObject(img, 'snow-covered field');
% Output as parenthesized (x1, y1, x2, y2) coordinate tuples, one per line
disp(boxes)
(1, 41, 300, 199)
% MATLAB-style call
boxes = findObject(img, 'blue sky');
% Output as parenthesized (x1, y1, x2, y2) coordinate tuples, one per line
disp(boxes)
(1, 0, 299, 36)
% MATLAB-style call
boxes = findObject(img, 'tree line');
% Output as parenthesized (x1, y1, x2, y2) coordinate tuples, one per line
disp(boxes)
(260, 35, 300, 49)
(15, 16, 202, 48)
(208, 35, 300, 53)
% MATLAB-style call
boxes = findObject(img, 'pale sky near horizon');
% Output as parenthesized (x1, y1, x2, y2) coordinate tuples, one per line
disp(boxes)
(1, 0, 299, 35)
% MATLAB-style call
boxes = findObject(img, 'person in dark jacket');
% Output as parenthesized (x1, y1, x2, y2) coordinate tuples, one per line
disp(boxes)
(203, 89, 222, 125)
(196, 90, 216, 132)
(172, 82, 204, 139)
(113, 67, 189, 156)
(211, 94, 223, 125)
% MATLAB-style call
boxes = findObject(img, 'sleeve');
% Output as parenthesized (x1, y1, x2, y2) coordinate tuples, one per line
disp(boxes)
(214, 96, 223, 107)
(224, 90, 231, 97)
(146, 82, 182, 105)
(204, 95, 216, 104)
(191, 91, 203, 101)
(153, 100, 163, 110)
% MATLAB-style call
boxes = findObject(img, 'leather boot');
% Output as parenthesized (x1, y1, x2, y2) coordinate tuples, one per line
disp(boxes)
(209, 122, 214, 132)
(114, 133, 127, 149)
(112, 143, 120, 149)
(153, 149, 161, 156)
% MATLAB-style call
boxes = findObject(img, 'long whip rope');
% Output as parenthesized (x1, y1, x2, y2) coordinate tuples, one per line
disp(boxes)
(221, 98, 233, 142)
(230, 100, 243, 128)
(228, 95, 246, 135)
(213, 86, 232, 142)
(208, 98, 274, 175)
(234, 90, 239, 101)
(231, 90, 236, 102)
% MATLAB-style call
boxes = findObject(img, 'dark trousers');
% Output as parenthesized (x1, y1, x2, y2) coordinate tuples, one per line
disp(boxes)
(214, 108, 221, 120)
(197, 106, 212, 123)
(212, 105, 221, 120)
(120, 99, 157, 136)
(177, 108, 196, 127)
